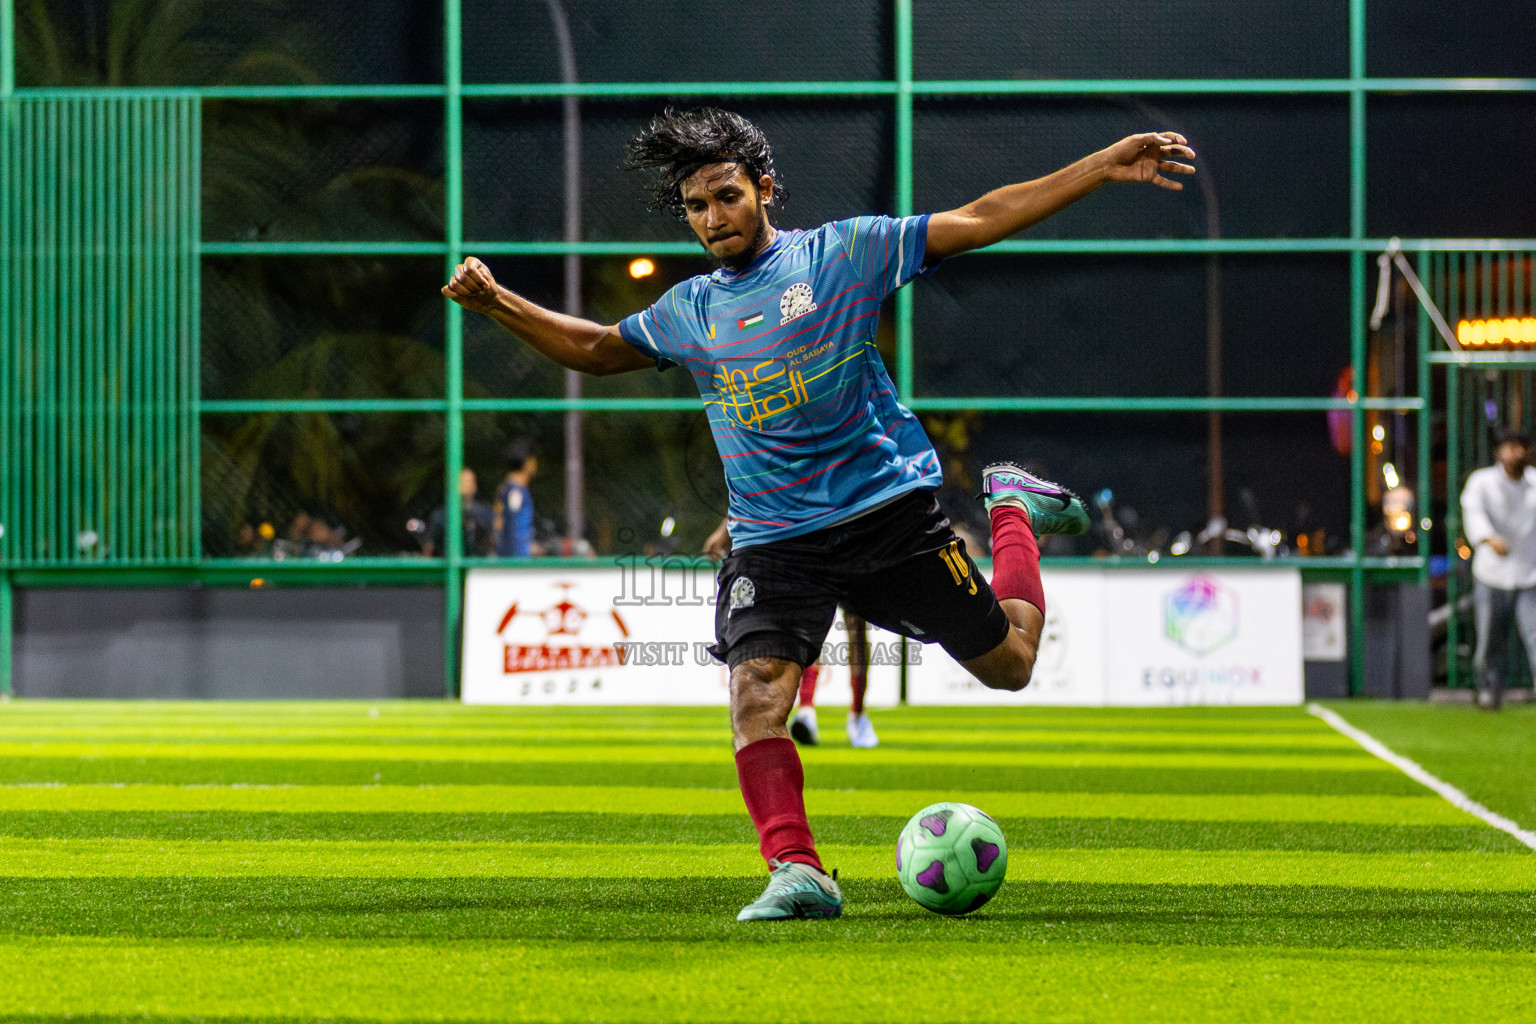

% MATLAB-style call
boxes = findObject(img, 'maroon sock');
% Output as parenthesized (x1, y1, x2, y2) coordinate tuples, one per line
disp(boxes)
(988, 506, 1046, 616)
(734, 737, 823, 871)
(848, 621, 867, 715)
(797, 662, 819, 707)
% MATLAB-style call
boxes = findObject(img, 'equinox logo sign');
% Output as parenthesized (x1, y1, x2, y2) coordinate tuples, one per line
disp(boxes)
(1163, 577, 1239, 656)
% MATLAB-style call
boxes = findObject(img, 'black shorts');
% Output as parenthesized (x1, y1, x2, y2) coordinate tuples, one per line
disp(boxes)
(709, 489, 1011, 669)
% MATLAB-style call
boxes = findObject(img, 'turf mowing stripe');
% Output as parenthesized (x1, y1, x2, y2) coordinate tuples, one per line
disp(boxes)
(0, 785, 1476, 825)
(0, 741, 1388, 771)
(0, 758, 1423, 794)
(0, 700, 1327, 723)
(2, 838, 1533, 890)
(1309, 704, 1536, 851)
(7, 877, 1536, 950)
(0, 810, 1514, 853)
(0, 939, 1532, 1023)
(0, 726, 1357, 751)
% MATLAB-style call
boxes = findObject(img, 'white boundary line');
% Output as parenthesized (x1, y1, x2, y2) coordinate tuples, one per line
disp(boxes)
(1307, 702, 1536, 851)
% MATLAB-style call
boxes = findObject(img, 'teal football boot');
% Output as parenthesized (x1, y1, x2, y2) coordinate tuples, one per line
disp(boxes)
(736, 859, 843, 921)
(978, 461, 1089, 537)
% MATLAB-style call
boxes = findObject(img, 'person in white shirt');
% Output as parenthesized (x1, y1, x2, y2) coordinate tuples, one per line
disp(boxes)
(1459, 430, 1536, 709)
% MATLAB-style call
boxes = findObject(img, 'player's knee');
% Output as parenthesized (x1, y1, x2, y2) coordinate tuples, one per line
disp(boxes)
(729, 657, 796, 727)
(987, 660, 1033, 693)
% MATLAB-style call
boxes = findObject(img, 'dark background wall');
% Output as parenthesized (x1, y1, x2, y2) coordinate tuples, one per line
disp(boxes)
(23, 0, 1535, 555)
(12, 0, 1536, 694)
(14, 589, 446, 699)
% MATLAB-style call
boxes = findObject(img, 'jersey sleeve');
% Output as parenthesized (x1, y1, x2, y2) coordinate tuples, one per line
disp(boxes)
(831, 214, 935, 301)
(617, 283, 692, 372)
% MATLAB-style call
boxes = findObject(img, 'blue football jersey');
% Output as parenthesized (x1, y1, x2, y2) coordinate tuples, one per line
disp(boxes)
(619, 215, 942, 548)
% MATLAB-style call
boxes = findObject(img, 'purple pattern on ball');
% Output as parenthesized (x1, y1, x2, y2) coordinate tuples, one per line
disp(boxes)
(965, 891, 994, 913)
(972, 839, 1001, 873)
(916, 860, 949, 893)
(895, 841, 902, 871)
(920, 814, 948, 837)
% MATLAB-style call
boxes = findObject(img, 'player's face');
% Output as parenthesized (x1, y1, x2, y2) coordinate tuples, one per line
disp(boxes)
(1497, 440, 1528, 475)
(681, 163, 774, 267)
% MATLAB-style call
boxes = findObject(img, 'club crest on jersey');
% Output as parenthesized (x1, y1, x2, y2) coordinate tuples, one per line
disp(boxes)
(728, 576, 756, 615)
(778, 282, 818, 325)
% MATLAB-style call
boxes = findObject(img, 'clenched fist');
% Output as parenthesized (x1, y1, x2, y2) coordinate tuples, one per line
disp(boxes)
(441, 256, 503, 315)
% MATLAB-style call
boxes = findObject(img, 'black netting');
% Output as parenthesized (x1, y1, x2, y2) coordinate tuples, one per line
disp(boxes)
(203, 101, 444, 242)
(463, 99, 893, 242)
(937, 412, 1350, 557)
(913, 0, 1347, 81)
(463, 413, 726, 557)
(17, 0, 441, 87)
(914, 96, 1349, 240)
(201, 414, 444, 557)
(462, 0, 889, 84)
(914, 254, 1349, 399)
(1368, 0, 1536, 77)
(1368, 95, 1536, 239)
(461, 256, 713, 400)
(202, 258, 446, 400)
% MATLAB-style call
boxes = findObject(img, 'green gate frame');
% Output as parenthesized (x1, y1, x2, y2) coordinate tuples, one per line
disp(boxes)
(1424, 252, 1536, 689)
(3, 0, 1535, 697)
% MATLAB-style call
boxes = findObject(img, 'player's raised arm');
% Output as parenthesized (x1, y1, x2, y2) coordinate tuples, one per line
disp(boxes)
(441, 257, 654, 377)
(923, 132, 1196, 264)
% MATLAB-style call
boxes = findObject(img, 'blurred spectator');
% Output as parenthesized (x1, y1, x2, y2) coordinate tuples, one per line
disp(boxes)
(267, 508, 359, 560)
(1460, 429, 1536, 710)
(496, 439, 541, 557)
(415, 468, 496, 557)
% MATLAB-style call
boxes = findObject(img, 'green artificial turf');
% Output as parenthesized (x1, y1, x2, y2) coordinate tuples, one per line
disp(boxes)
(0, 700, 1533, 1022)
(1323, 701, 1536, 828)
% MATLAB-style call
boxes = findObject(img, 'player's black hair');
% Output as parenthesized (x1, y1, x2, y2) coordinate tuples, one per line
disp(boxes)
(623, 107, 786, 221)
(505, 438, 538, 472)
(1495, 428, 1532, 448)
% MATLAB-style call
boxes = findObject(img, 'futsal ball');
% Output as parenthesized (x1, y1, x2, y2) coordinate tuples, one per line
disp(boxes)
(896, 802, 1008, 915)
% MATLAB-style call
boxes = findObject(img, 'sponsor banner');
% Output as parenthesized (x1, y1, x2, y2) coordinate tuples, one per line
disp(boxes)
(906, 569, 1302, 707)
(461, 565, 899, 706)
(1103, 570, 1303, 706)
(906, 570, 1108, 706)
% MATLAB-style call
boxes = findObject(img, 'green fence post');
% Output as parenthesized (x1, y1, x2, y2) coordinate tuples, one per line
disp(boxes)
(1, 0, 12, 101)
(0, 572, 11, 697)
(1417, 250, 1430, 587)
(893, 0, 914, 402)
(1446, 361, 1460, 689)
(1347, 0, 1368, 696)
(443, 0, 465, 698)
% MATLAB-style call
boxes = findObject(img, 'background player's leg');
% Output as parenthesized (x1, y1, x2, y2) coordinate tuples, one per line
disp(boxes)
(844, 613, 878, 747)
(790, 661, 820, 745)
(731, 656, 823, 870)
(798, 661, 819, 706)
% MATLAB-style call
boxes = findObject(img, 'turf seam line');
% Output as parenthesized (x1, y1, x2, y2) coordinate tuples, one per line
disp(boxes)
(1307, 703, 1536, 852)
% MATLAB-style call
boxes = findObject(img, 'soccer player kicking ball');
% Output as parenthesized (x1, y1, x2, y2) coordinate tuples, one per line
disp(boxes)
(443, 108, 1194, 921)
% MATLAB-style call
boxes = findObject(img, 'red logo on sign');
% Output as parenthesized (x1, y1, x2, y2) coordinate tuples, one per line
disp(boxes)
(497, 583, 629, 674)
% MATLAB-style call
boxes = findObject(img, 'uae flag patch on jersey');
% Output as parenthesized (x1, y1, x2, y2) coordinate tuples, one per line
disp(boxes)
(737, 312, 764, 330)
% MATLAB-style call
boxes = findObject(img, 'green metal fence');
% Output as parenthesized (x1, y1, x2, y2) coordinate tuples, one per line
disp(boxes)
(1, 95, 200, 568)
(2, 0, 1535, 697)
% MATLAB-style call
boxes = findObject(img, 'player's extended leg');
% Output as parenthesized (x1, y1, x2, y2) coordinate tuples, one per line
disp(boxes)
(731, 656, 843, 920)
(844, 612, 878, 747)
(790, 661, 820, 745)
(960, 463, 1088, 691)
